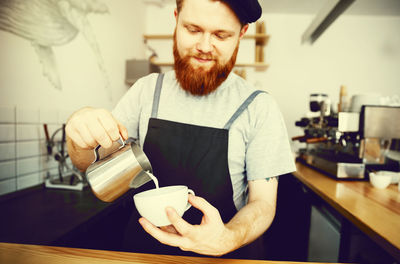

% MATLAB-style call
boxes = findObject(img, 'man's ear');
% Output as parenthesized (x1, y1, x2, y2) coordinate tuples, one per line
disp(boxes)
(174, 8, 178, 22)
(239, 24, 249, 40)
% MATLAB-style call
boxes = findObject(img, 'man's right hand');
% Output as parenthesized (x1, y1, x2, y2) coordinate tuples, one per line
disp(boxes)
(66, 107, 128, 150)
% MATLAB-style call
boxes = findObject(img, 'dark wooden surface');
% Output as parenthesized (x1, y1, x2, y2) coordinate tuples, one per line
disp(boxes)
(0, 184, 131, 246)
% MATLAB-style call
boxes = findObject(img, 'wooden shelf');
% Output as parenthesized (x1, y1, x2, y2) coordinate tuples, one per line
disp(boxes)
(143, 34, 270, 70)
(236, 62, 269, 69)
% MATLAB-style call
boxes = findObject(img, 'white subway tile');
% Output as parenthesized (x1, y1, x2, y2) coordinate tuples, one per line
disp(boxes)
(66, 158, 73, 168)
(16, 124, 42, 141)
(39, 108, 59, 124)
(0, 124, 15, 142)
(40, 171, 49, 183)
(39, 140, 48, 156)
(45, 168, 61, 181)
(16, 106, 39, 124)
(17, 172, 40, 190)
(17, 157, 40, 176)
(42, 170, 49, 181)
(0, 178, 16, 195)
(0, 160, 16, 180)
(40, 155, 59, 171)
(48, 168, 59, 176)
(0, 106, 15, 123)
(0, 143, 15, 161)
(16, 141, 40, 158)
(39, 140, 67, 159)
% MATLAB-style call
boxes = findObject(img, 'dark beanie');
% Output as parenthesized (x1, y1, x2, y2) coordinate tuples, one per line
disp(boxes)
(222, 0, 262, 24)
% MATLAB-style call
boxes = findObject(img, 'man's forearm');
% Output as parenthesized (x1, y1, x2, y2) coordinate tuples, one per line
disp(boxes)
(224, 198, 276, 252)
(66, 136, 95, 172)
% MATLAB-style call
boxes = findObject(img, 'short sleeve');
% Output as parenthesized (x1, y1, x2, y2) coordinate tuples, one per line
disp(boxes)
(245, 94, 296, 180)
(112, 79, 145, 139)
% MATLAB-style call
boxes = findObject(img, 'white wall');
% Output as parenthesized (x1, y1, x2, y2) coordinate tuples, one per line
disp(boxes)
(0, 0, 147, 195)
(0, 0, 146, 111)
(251, 14, 400, 144)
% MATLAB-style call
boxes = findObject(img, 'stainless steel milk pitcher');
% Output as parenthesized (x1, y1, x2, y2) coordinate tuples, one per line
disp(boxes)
(86, 137, 153, 202)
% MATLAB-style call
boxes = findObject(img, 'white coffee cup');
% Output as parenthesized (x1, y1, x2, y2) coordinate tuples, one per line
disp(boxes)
(133, 185, 195, 227)
(369, 172, 392, 189)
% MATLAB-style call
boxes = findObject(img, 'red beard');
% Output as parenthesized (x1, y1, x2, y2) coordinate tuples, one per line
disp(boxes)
(173, 31, 239, 96)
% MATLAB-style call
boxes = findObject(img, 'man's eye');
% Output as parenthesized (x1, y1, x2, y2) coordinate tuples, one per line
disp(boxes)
(186, 27, 199, 33)
(215, 33, 229, 40)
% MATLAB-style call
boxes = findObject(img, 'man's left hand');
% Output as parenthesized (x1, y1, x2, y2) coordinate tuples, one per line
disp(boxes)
(138, 194, 236, 256)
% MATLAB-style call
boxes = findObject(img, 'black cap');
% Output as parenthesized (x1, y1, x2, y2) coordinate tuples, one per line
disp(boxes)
(222, 0, 262, 24)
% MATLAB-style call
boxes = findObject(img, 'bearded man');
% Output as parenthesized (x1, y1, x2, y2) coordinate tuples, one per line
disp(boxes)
(66, 0, 295, 259)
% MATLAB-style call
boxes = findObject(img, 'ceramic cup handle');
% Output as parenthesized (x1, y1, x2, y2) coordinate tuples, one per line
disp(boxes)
(185, 189, 195, 211)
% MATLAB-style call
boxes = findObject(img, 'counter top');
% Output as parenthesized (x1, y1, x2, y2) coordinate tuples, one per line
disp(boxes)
(293, 162, 400, 261)
(0, 185, 125, 245)
(0, 242, 343, 264)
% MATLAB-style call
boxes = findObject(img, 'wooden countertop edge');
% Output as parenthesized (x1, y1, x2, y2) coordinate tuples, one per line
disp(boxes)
(293, 162, 400, 261)
(0, 242, 343, 264)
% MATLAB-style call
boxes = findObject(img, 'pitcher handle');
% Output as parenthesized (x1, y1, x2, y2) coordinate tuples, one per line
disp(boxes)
(93, 136, 125, 162)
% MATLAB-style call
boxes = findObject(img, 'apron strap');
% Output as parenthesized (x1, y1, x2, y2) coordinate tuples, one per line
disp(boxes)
(223, 90, 267, 130)
(151, 74, 266, 129)
(151, 73, 165, 118)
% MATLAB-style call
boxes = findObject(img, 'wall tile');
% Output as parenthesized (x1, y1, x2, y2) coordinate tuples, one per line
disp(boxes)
(44, 168, 64, 183)
(0, 143, 15, 161)
(0, 124, 15, 142)
(40, 171, 48, 183)
(16, 124, 42, 141)
(39, 140, 49, 156)
(48, 167, 59, 177)
(17, 157, 40, 176)
(0, 160, 16, 180)
(16, 141, 40, 158)
(0, 106, 15, 123)
(40, 155, 59, 171)
(39, 108, 59, 124)
(16, 106, 39, 124)
(66, 158, 73, 167)
(0, 178, 16, 196)
(40, 142, 49, 156)
(17, 172, 40, 190)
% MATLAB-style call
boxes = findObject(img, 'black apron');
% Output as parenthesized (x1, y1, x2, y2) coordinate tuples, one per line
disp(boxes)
(123, 73, 266, 259)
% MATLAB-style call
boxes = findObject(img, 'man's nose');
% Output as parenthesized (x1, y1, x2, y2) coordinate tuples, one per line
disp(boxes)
(196, 33, 213, 53)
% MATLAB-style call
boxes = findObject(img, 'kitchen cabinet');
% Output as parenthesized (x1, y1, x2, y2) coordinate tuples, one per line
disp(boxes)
(307, 201, 341, 262)
(0, 185, 134, 251)
(263, 173, 311, 261)
(266, 171, 399, 263)
(292, 162, 400, 264)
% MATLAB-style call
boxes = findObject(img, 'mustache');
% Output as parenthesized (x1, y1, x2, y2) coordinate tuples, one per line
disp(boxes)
(191, 52, 215, 60)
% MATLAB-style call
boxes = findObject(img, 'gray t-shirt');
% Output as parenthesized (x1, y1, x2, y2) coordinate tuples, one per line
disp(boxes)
(112, 70, 296, 210)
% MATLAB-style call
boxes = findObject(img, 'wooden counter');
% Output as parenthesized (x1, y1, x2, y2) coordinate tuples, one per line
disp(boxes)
(293, 162, 400, 261)
(0, 242, 343, 264)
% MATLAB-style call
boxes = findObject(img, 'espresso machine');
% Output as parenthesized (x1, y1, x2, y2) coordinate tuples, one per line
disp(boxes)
(294, 95, 400, 180)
